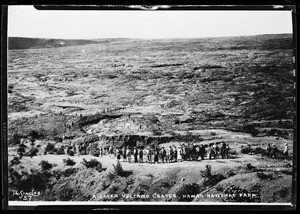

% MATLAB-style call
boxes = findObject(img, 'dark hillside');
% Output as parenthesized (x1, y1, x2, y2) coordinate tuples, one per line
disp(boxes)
(8, 37, 103, 50)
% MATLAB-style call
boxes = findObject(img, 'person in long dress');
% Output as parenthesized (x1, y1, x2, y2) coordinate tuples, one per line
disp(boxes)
(207, 145, 212, 160)
(126, 148, 132, 163)
(172, 145, 177, 162)
(177, 146, 182, 162)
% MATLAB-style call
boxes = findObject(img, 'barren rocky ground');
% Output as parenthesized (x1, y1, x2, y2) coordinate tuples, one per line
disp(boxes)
(7, 34, 295, 203)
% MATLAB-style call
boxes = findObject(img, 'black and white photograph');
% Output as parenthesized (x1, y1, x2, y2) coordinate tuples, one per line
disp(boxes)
(4, 5, 296, 207)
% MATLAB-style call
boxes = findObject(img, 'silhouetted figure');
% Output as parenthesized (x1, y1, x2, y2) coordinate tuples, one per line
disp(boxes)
(133, 147, 138, 163)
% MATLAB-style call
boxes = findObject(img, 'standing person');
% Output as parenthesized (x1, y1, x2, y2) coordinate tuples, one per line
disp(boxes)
(173, 145, 178, 162)
(116, 148, 121, 162)
(99, 145, 103, 157)
(215, 143, 220, 158)
(162, 147, 167, 163)
(225, 144, 230, 158)
(195, 145, 200, 161)
(139, 147, 144, 163)
(133, 147, 138, 163)
(266, 143, 272, 157)
(177, 146, 183, 162)
(149, 148, 154, 164)
(122, 146, 127, 162)
(109, 145, 113, 157)
(182, 144, 187, 161)
(144, 147, 149, 163)
(270, 143, 277, 159)
(126, 147, 132, 163)
(207, 144, 212, 160)
(146, 147, 151, 163)
(154, 148, 159, 164)
(159, 147, 165, 163)
(221, 142, 226, 158)
(212, 143, 217, 159)
(169, 146, 174, 163)
(166, 146, 170, 163)
(283, 143, 289, 158)
(200, 145, 206, 160)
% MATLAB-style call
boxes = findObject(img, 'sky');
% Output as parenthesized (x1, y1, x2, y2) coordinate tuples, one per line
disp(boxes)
(8, 6, 293, 39)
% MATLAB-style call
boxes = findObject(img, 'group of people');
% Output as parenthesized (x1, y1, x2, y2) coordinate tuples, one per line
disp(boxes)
(107, 142, 231, 164)
(266, 142, 289, 159)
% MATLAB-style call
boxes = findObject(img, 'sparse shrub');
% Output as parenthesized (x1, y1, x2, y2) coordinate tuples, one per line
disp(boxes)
(108, 184, 119, 194)
(45, 143, 56, 154)
(241, 146, 252, 154)
(200, 164, 212, 178)
(62, 168, 78, 177)
(225, 170, 237, 178)
(245, 163, 256, 171)
(252, 147, 266, 156)
(256, 171, 273, 180)
(176, 183, 202, 202)
(107, 171, 116, 180)
(53, 184, 89, 201)
(8, 134, 22, 146)
(126, 177, 135, 186)
(86, 143, 100, 157)
(67, 150, 75, 156)
(10, 157, 21, 166)
(63, 158, 76, 166)
(160, 182, 171, 188)
(102, 180, 111, 190)
(200, 165, 225, 186)
(145, 172, 154, 178)
(109, 161, 133, 178)
(242, 124, 259, 137)
(17, 144, 26, 157)
(81, 158, 103, 172)
(210, 132, 216, 136)
(9, 168, 52, 195)
(278, 187, 289, 198)
(229, 150, 237, 155)
(39, 160, 54, 171)
(56, 146, 65, 155)
(281, 169, 293, 175)
(112, 161, 125, 176)
(28, 147, 39, 157)
(28, 130, 43, 141)
(151, 128, 162, 136)
(203, 173, 226, 187)
(215, 185, 224, 191)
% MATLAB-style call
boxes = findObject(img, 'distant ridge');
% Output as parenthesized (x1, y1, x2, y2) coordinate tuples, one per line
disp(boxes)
(8, 37, 131, 50)
(8, 34, 293, 50)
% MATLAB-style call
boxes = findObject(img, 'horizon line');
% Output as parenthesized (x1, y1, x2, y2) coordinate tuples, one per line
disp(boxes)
(8, 33, 293, 41)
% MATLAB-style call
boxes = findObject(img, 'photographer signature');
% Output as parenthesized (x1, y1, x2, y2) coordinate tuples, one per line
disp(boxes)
(11, 189, 41, 201)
